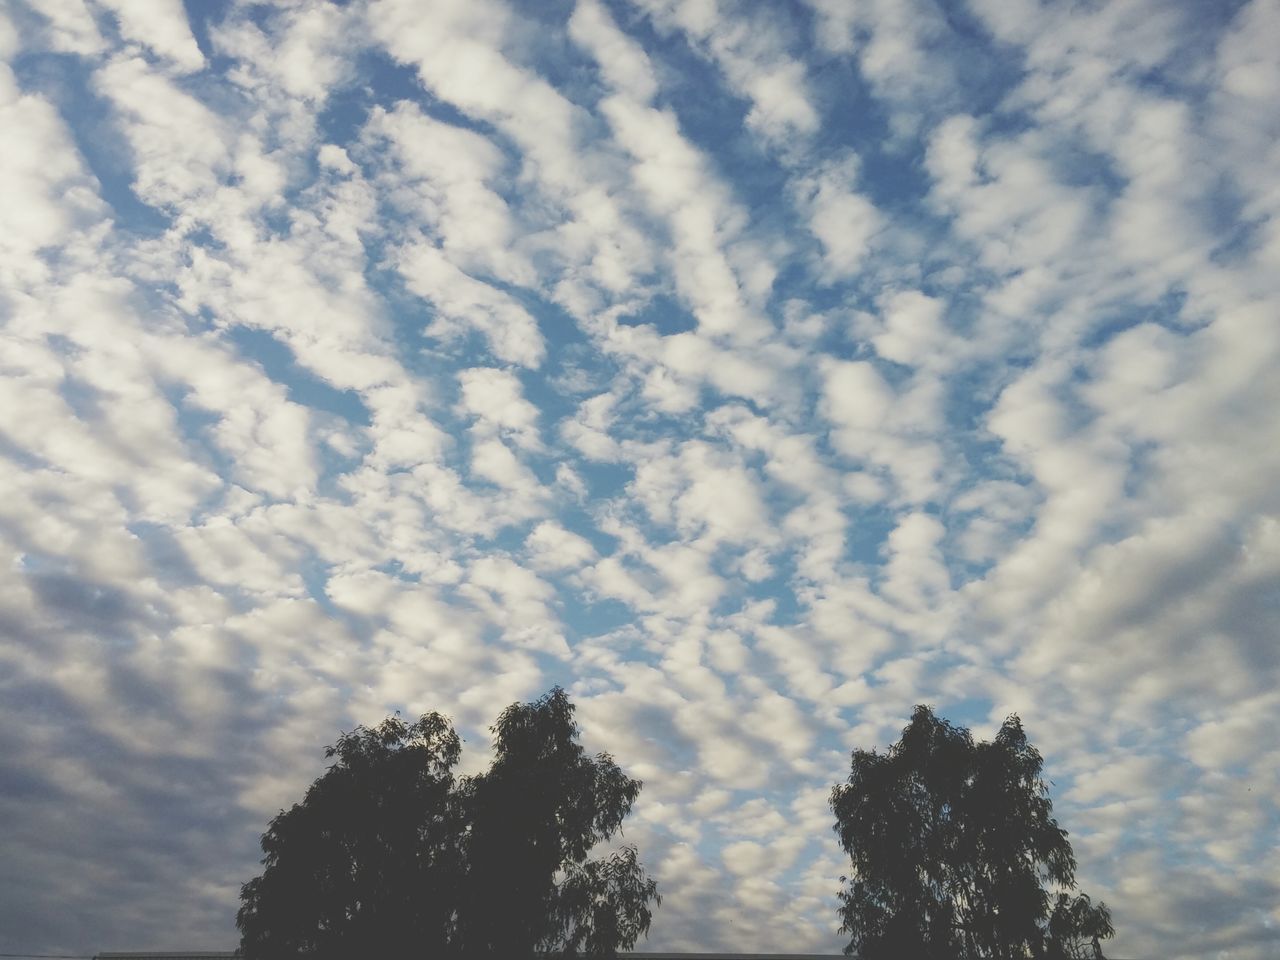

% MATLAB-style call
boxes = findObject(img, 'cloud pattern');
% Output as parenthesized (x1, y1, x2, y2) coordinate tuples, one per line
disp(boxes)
(1, 0, 1278, 956)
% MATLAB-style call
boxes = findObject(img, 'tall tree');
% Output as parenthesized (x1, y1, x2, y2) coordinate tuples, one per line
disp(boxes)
(236, 712, 463, 959)
(455, 687, 660, 957)
(830, 706, 1114, 959)
(236, 688, 659, 960)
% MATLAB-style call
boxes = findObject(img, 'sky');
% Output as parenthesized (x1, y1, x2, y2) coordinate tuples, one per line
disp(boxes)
(0, 0, 1277, 956)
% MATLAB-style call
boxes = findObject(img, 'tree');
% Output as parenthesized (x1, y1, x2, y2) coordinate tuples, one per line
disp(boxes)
(830, 706, 1114, 960)
(454, 687, 660, 957)
(237, 687, 659, 959)
(236, 712, 463, 959)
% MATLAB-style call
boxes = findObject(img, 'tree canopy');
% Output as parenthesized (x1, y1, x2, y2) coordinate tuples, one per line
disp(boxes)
(830, 705, 1114, 960)
(236, 687, 659, 959)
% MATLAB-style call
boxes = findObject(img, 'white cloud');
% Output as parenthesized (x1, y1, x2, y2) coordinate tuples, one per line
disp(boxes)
(560, 391, 624, 462)
(96, 55, 231, 207)
(372, 0, 653, 305)
(568, 0, 660, 103)
(722, 839, 768, 875)
(820, 359, 892, 432)
(214, 2, 355, 100)
(396, 241, 546, 367)
(159, 338, 321, 500)
(599, 95, 769, 341)
(1186, 693, 1280, 772)
(880, 512, 949, 612)
(0, 69, 106, 285)
(925, 115, 1100, 280)
(795, 161, 882, 279)
(629, 440, 775, 548)
(176, 516, 305, 596)
(819, 358, 944, 504)
(525, 521, 598, 572)
(22, 0, 105, 58)
(629, 0, 819, 142)
(97, 0, 204, 73)
(364, 101, 532, 285)
(803, 0, 958, 141)
(463, 555, 568, 656)
(470, 437, 546, 501)
(457, 367, 543, 451)
(871, 290, 954, 370)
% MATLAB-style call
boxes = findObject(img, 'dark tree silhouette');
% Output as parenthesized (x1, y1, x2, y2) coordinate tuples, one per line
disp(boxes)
(237, 687, 659, 959)
(236, 712, 463, 958)
(455, 687, 660, 957)
(830, 706, 1114, 960)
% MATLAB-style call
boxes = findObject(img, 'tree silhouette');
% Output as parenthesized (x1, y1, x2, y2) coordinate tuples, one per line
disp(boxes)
(455, 687, 659, 957)
(236, 712, 462, 958)
(830, 706, 1114, 959)
(237, 687, 658, 959)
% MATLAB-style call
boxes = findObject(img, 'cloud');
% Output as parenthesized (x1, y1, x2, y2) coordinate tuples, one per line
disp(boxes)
(0, 66, 107, 285)
(363, 101, 533, 285)
(628, 439, 776, 548)
(97, 0, 205, 73)
(213, 2, 355, 100)
(803, 0, 963, 141)
(525, 520, 598, 572)
(457, 367, 543, 451)
(819, 358, 943, 503)
(791, 153, 883, 280)
(568, 0, 660, 104)
(95, 54, 231, 207)
(17, 0, 105, 58)
(395, 240, 546, 367)
(629, 0, 819, 142)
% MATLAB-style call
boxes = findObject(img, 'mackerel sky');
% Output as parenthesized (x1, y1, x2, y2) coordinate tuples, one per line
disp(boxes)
(2, 0, 1278, 956)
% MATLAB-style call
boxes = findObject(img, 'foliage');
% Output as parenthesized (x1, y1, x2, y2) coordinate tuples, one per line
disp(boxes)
(830, 706, 1114, 959)
(237, 687, 658, 959)
(454, 688, 659, 956)
(236, 712, 461, 959)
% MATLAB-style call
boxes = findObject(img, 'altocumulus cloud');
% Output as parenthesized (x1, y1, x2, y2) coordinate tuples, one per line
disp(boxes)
(1, 0, 1278, 957)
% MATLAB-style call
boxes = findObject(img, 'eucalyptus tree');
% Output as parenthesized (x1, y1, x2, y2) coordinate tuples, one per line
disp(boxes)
(238, 687, 659, 959)
(831, 705, 1114, 959)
